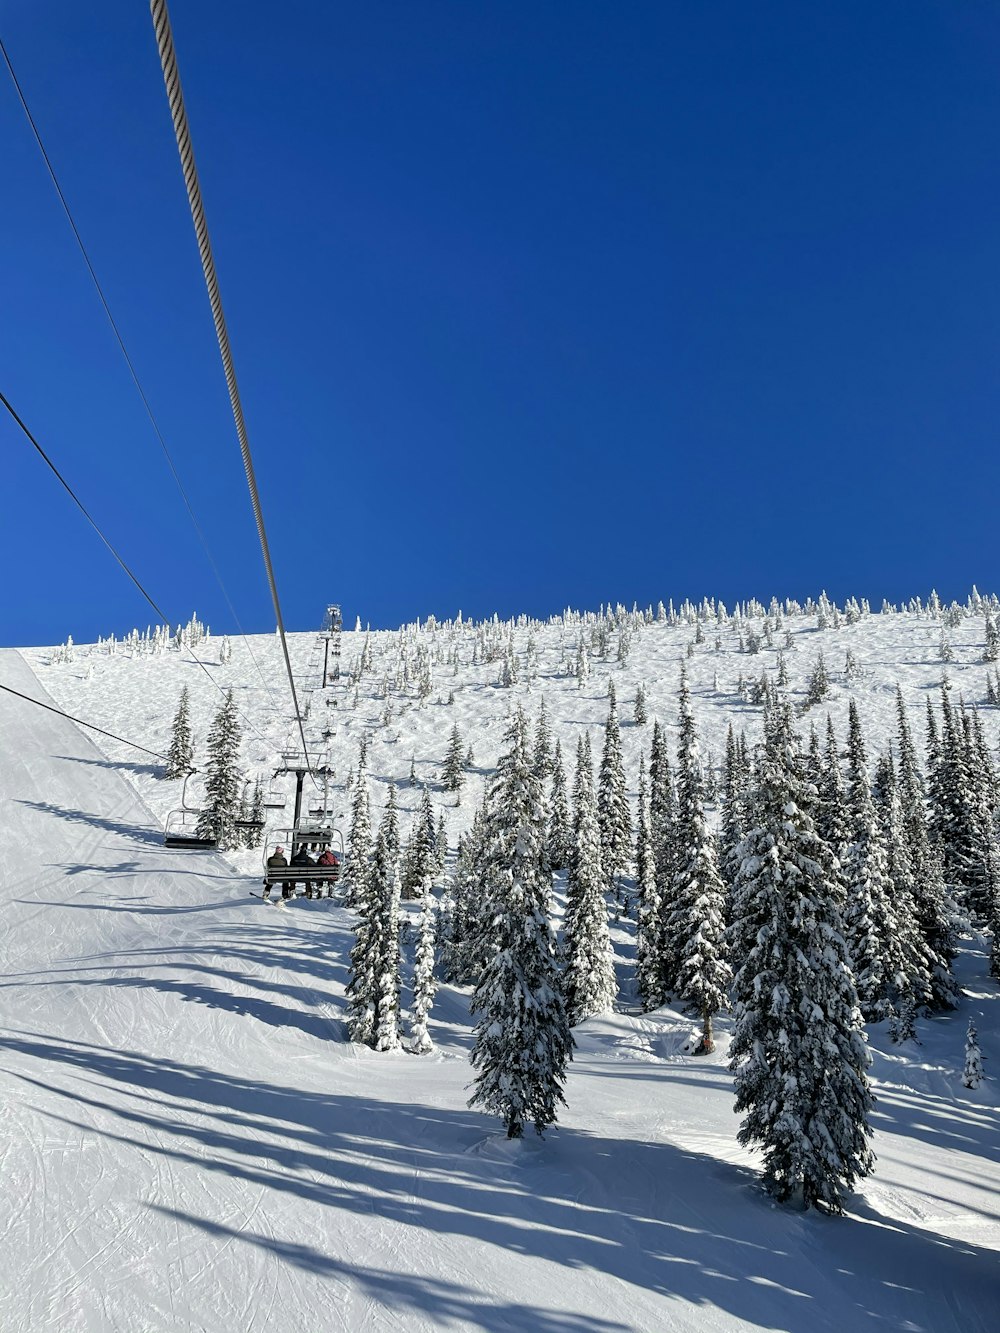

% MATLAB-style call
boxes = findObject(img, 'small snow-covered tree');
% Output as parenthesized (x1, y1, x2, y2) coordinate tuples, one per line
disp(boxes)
(165, 686, 194, 779)
(962, 1020, 983, 1089)
(547, 739, 573, 872)
(598, 681, 632, 894)
(375, 857, 402, 1052)
(666, 668, 731, 1049)
(634, 684, 648, 726)
(564, 732, 617, 1024)
(442, 723, 465, 794)
(635, 756, 665, 1011)
(197, 690, 242, 848)
(409, 891, 437, 1054)
(468, 709, 573, 1138)
(343, 747, 373, 907)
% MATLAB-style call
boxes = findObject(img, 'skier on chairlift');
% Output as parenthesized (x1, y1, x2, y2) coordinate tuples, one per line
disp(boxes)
(264, 845, 288, 901)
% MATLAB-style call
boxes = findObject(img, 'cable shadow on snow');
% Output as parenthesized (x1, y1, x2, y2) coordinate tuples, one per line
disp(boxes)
(17, 799, 166, 847)
(54, 754, 162, 778)
(5, 1031, 999, 1333)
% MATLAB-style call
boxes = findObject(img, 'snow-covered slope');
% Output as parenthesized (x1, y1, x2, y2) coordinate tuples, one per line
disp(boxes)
(2, 600, 999, 1332)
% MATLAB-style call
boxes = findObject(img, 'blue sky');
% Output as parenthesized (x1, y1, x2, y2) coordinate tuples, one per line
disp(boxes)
(2, 1, 998, 645)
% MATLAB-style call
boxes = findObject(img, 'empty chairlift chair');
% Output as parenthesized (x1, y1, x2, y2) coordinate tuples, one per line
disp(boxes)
(163, 771, 218, 850)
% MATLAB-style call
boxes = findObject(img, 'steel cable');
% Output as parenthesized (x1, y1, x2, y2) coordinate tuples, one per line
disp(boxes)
(148, 0, 312, 776)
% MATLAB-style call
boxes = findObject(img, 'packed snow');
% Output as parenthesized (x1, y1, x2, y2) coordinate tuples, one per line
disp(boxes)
(2, 595, 998, 1331)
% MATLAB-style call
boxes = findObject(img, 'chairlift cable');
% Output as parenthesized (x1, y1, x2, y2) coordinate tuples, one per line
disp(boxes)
(0, 683, 170, 763)
(0, 390, 270, 746)
(0, 35, 279, 713)
(148, 0, 313, 778)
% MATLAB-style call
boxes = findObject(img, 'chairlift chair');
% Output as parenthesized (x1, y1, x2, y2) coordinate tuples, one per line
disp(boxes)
(163, 771, 217, 850)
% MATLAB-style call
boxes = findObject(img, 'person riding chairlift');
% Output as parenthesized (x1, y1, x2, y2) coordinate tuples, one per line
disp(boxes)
(264, 844, 288, 901)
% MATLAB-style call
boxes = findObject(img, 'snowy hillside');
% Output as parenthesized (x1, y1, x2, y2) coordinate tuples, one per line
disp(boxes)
(2, 592, 999, 1332)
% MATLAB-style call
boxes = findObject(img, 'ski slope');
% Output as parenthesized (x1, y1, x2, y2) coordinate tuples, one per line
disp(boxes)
(2, 602, 1000, 1332)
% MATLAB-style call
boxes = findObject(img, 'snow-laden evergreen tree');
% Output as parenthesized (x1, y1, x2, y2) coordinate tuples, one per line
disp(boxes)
(343, 747, 373, 907)
(402, 787, 438, 898)
(347, 816, 391, 1047)
(927, 685, 985, 914)
(435, 811, 448, 871)
(872, 751, 934, 1011)
(895, 687, 958, 1008)
(841, 700, 901, 1019)
(533, 699, 554, 780)
(383, 782, 401, 865)
(563, 728, 616, 1025)
(649, 718, 677, 882)
(598, 681, 632, 893)
(729, 703, 875, 1214)
(963, 1019, 983, 1089)
(634, 684, 648, 726)
(468, 708, 573, 1138)
(635, 756, 665, 1011)
(547, 739, 573, 872)
(165, 686, 194, 779)
(374, 854, 402, 1052)
(666, 669, 731, 1048)
(719, 722, 748, 892)
(196, 690, 242, 848)
(441, 809, 490, 984)
(409, 890, 436, 1054)
(442, 722, 466, 794)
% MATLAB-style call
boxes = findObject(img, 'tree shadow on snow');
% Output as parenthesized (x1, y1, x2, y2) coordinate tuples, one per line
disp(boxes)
(4, 1031, 998, 1333)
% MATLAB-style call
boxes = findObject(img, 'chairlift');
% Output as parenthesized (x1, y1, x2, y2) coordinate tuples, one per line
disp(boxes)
(262, 774, 287, 811)
(163, 771, 217, 850)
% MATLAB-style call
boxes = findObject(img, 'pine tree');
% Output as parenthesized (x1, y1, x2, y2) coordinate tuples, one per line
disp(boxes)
(165, 686, 194, 779)
(347, 817, 390, 1047)
(634, 684, 648, 726)
(842, 701, 900, 1019)
(343, 747, 373, 907)
(374, 851, 402, 1052)
(564, 731, 616, 1024)
(729, 704, 875, 1214)
(598, 681, 632, 895)
(468, 709, 573, 1138)
(409, 891, 437, 1054)
(545, 739, 572, 873)
(635, 756, 665, 1010)
(895, 687, 958, 1009)
(442, 722, 465, 794)
(533, 700, 554, 780)
(963, 1020, 983, 1089)
(197, 690, 242, 848)
(402, 787, 437, 899)
(666, 669, 731, 1049)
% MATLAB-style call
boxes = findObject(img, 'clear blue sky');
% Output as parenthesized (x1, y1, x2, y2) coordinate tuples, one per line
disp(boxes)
(2, 1, 998, 646)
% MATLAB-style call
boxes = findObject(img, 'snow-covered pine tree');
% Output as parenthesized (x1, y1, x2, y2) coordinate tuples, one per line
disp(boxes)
(409, 890, 437, 1054)
(349, 805, 400, 1045)
(533, 699, 554, 780)
(634, 684, 648, 726)
(442, 722, 466, 794)
(635, 755, 665, 1011)
(468, 708, 573, 1138)
(963, 1019, 983, 1089)
(666, 668, 731, 1049)
(719, 722, 747, 892)
(435, 811, 448, 871)
(343, 746, 373, 907)
(165, 686, 194, 779)
(927, 686, 984, 914)
(196, 690, 242, 848)
(729, 703, 875, 1214)
(841, 700, 900, 1019)
(598, 681, 632, 897)
(401, 787, 437, 898)
(374, 839, 402, 1053)
(563, 727, 616, 1025)
(895, 687, 957, 1009)
(547, 739, 573, 872)
(871, 751, 934, 1011)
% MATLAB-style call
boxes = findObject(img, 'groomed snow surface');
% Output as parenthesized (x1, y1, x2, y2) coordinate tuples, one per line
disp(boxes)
(2, 605, 999, 1331)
